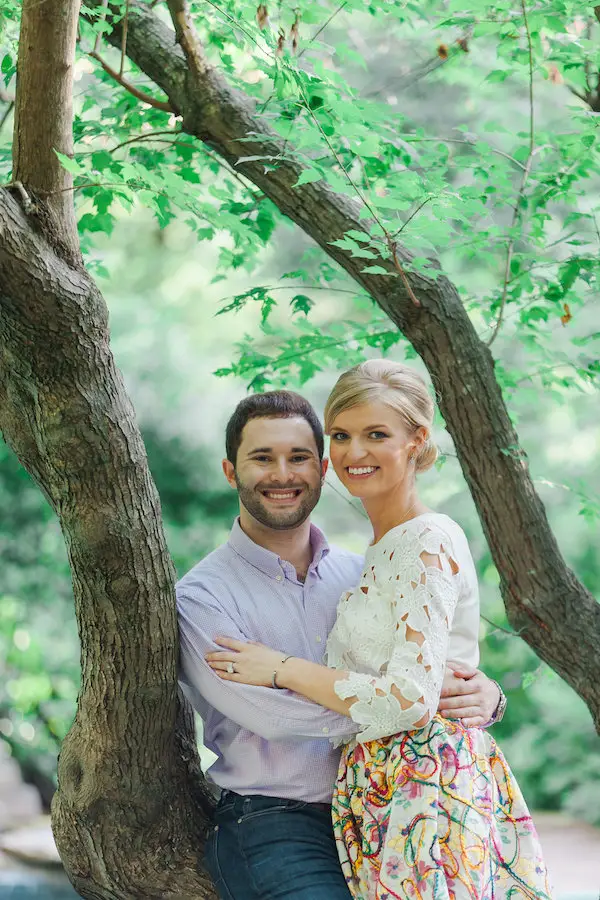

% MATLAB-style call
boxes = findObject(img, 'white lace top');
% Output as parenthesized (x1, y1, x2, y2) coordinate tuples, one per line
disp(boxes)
(325, 513, 480, 745)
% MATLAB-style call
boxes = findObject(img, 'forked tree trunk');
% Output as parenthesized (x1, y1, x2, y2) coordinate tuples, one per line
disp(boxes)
(1, 1, 217, 896)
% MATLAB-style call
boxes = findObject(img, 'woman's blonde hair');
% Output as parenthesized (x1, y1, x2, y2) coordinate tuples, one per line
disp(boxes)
(324, 360, 438, 473)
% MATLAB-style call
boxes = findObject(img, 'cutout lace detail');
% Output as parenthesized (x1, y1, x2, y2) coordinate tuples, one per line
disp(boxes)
(325, 520, 460, 745)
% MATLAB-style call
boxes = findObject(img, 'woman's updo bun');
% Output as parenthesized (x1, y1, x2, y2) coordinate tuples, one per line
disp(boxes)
(414, 438, 438, 473)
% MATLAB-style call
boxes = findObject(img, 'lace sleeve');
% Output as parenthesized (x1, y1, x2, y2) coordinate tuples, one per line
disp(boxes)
(333, 525, 460, 743)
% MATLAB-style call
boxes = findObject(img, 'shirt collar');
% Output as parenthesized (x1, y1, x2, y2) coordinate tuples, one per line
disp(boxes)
(228, 518, 330, 581)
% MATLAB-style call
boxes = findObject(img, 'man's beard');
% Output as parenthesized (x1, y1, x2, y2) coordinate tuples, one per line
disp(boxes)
(235, 474, 322, 531)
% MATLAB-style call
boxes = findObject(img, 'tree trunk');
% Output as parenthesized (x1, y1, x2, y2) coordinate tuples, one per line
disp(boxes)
(0, 188, 217, 900)
(104, 1, 600, 729)
(1, 1, 217, 896)
(13, 0, 80, 262)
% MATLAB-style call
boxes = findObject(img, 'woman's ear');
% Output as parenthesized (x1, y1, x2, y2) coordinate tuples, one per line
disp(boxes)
(408, 426, 428, 459)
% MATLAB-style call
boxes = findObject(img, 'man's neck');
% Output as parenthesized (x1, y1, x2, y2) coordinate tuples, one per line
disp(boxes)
(238, 509, 314, 577)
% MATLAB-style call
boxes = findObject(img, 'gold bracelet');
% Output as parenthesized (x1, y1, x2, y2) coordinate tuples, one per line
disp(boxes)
(271, 654, 294, 689)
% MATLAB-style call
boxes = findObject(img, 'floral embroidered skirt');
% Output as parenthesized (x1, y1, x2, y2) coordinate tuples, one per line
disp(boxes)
(332, 716, 553, 899)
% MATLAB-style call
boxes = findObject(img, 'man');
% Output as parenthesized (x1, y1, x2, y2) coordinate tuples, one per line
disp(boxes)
(177, 391, 505, 900)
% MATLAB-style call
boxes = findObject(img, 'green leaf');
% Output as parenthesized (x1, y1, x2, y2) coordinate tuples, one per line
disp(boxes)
(290, 294, 314, 315)
(486, 70, 510, 83)
(361, 265, 389, 275)
(293, 169, 322, 187)
(54, 150, 83, 175)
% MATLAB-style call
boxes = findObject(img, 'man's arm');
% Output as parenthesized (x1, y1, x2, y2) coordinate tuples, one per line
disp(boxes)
(437, 662, 505, 727)
(177, 588, 359, 742)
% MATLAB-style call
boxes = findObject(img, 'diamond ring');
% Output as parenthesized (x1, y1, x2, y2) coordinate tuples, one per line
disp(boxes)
(226, 662, 235, 675)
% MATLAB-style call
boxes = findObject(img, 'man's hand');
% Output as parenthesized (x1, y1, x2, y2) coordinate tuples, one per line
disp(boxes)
(437, 662, 501, 727)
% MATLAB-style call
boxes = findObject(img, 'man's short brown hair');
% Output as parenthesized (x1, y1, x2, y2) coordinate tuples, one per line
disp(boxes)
(225, 391, 324, 465)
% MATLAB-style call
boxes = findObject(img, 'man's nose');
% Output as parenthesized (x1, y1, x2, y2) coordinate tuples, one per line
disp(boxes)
(269, 459, 293, 481)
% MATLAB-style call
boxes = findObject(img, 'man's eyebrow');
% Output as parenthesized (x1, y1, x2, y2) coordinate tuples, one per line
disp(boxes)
(247, 446, 315, 455)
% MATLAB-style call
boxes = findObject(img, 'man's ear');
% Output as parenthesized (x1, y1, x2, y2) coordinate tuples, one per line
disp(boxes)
(222, 458, 237, 489)
(321, 457, 329, 481)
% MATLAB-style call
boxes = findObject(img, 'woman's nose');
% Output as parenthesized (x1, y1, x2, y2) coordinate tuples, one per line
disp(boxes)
(345, 439, 368, 461)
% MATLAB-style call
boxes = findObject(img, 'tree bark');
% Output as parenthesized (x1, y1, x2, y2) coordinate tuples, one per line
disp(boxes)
(0, 187, 217, 900)
(13, 0, 81, 263)
(101, 1, 600, 729)
(2, 1, 217, 896)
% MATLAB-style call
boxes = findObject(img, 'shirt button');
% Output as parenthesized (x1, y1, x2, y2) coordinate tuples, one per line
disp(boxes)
(213, 825, 219, 832)
(315, 635, 322, 643)
(275, 574, 283, 582)
(322, 727, 329, 734)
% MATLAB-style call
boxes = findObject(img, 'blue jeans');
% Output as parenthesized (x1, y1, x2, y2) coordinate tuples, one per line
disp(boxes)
(205, 790, 352, 899)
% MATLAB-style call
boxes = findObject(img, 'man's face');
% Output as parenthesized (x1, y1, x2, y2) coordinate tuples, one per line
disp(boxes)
(223, 416, 327, 531)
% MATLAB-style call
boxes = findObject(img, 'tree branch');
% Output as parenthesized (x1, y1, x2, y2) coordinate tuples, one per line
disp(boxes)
(89, 50, 174, 112)
(98, 0, 600, 727)
(487, 0, 536, 347)
(13, 0, 81, 262)
(0, 101, 14, 136)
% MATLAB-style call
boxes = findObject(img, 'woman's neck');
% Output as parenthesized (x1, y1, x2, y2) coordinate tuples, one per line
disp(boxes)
(363, 481, 429, 544)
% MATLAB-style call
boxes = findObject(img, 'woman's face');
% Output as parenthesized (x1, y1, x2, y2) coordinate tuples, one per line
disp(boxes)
(328, 401, 419, 500)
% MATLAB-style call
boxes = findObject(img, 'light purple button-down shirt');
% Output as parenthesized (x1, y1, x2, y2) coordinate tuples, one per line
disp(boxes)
(176, 519, 363, 803)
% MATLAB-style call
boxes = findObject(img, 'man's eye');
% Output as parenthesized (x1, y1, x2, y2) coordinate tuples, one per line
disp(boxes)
(291, 456, 310, 463)
(254, 456, 270, 462)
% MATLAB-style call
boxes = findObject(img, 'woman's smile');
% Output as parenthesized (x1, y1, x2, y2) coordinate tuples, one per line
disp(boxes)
(345, 465, 380, 479)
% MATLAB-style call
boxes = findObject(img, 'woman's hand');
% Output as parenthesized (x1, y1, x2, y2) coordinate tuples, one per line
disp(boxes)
(206, 637, 289, 688)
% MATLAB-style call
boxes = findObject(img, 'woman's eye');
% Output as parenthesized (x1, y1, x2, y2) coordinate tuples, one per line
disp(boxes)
(330, 433, 348, 442)
(369, 431, 388, 440)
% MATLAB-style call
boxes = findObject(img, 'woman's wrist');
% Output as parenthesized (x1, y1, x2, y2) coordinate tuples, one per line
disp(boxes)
(272, 654, 295, 689)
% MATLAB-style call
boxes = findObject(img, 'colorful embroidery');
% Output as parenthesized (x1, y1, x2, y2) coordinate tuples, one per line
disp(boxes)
(332, 716, 553, 899)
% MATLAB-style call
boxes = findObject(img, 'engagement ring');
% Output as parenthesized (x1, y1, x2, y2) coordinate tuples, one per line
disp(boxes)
(226, 662, 235, 674)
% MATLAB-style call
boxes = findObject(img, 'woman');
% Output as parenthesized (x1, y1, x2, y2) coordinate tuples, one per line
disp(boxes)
(206, 360, 552, 898)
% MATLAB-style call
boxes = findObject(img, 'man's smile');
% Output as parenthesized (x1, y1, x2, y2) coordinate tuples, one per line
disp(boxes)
(260, 487, 304, 503)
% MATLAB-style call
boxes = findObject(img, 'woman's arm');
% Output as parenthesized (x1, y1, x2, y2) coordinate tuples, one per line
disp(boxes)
(207, 540, 454, 738)
(205, 636, 354, 714)
(277, 656, 423, 720)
